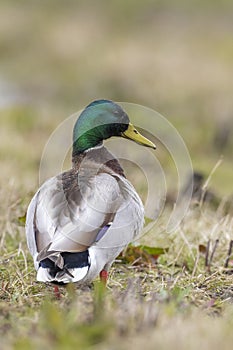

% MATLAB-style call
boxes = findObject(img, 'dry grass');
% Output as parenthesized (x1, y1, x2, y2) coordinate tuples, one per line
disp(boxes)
(1, 168, 233, 349)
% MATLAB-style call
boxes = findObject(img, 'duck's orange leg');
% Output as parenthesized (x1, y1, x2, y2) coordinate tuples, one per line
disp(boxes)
(99, 270, 108, 285)
(53, 285, 61, 299)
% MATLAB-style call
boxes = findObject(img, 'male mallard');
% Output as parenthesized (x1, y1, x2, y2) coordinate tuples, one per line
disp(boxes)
(26, 100, 156, 285)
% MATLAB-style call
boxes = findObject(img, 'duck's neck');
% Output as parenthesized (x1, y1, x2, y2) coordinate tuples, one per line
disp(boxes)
(72, 146, 125, 178)
(72, 143, 102, 169)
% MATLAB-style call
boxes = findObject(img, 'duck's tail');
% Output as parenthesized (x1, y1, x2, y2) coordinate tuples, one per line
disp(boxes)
(37, 251, 90, 284)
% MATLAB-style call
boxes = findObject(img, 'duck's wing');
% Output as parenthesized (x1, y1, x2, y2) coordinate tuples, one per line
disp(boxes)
(25, 169, 123, 269)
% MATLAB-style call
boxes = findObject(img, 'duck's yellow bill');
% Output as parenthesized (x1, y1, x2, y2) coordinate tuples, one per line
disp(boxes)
(122, 123, 156, 149)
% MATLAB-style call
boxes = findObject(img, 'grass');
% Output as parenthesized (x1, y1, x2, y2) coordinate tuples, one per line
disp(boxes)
(1, 155, 233, 349)
(1, 1, 233, 349)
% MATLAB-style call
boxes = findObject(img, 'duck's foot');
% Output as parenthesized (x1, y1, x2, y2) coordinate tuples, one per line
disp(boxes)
(53, 285, 61, 299)
(99, 270, 108, 285)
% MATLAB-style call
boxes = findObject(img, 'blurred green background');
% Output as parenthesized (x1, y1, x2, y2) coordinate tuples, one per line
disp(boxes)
(0, 0, 232, 196)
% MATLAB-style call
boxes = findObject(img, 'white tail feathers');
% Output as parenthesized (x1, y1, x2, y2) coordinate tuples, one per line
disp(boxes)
(37, 266, 89, 284)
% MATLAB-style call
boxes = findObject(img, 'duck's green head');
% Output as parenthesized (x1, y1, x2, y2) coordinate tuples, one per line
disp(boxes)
(73, 99, 156, 154)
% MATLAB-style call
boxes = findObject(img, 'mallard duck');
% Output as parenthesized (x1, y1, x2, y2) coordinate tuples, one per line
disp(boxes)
(26, 100, 156, 285)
